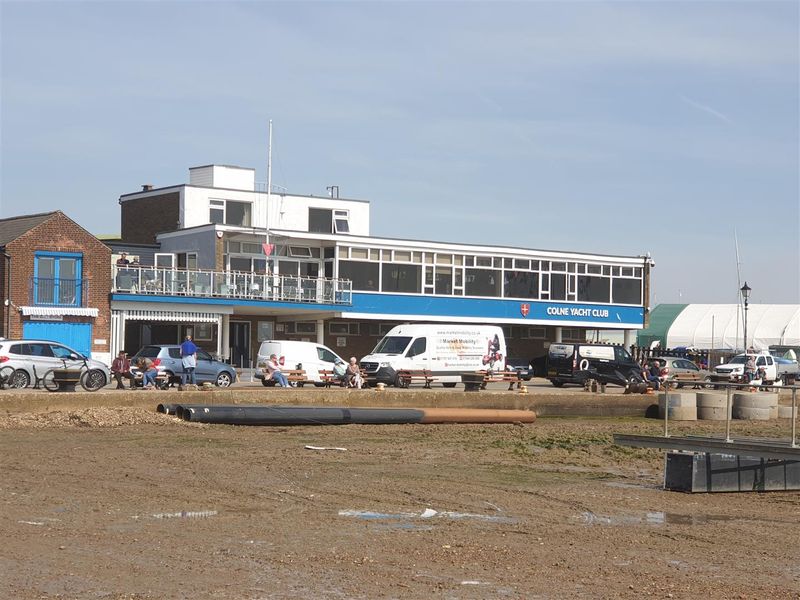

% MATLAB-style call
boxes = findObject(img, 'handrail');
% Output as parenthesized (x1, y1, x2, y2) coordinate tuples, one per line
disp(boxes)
(29, 277, 87, 306)
(661, 381, 798, 448)
(112, 265, 352, 305)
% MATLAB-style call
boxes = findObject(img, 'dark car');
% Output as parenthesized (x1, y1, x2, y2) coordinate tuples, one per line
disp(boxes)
(130, 345, 236, 387)
(505, 358, 533, 381)
(546, 343, 644, 388)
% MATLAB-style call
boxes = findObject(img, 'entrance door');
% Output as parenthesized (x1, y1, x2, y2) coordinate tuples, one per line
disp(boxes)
(229, 321, 250, 368)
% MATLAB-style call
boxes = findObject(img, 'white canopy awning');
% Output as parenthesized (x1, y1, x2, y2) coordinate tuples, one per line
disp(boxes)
(124, 309, 220, 323)
(21, 306, 99, 317)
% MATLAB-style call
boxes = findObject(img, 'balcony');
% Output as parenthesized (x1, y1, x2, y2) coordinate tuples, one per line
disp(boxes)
(112, 266, 352, 305)
(30, 278, 88, 306)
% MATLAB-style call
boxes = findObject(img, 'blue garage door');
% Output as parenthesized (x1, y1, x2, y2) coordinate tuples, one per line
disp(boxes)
(22, 322, 93, 357)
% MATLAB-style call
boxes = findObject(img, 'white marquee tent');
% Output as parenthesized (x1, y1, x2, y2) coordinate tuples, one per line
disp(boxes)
(640, 304, 800, 352)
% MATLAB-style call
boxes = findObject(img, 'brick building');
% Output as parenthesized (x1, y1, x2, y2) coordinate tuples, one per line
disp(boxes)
(0, 211, 112, 363)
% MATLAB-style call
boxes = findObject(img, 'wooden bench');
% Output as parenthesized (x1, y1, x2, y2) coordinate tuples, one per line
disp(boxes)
(319, 369, 346, 388)
(396, 369, 435, 388)
(667, 373, 705, 389)
(134, 372, 172, 390)
(261, 369, 307, 387)
(481, 370, 521, 391)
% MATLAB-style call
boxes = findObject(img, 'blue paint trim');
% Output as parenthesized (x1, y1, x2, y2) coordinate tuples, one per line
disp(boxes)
(33, 252, 83, 307)
(111, 292, 643, 326)
(34, 251, 83, 259)
(350, 294, 644, 326)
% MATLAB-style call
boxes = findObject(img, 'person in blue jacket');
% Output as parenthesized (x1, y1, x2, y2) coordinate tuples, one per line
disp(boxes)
(180, 334, 198, 385)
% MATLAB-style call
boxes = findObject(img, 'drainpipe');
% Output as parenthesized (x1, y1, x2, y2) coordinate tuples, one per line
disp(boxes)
(0, 249, 10, 337)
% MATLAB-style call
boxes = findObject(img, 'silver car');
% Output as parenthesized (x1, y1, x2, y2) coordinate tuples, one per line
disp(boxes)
(657, 357, 711, 387)
(0, 339, 111, 389)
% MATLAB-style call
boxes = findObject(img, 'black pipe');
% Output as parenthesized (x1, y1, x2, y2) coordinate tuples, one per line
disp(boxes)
(157, 403, 182, 415)
(180, 405, 426, 426)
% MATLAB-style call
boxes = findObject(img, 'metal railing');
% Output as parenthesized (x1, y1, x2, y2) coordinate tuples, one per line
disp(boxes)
(112, 265, 352, 305)
(661, 381, 798, 448)
(30, 278, 87, 307)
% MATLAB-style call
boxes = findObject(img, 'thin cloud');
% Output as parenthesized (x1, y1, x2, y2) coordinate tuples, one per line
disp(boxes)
(680, 95, 733, 124)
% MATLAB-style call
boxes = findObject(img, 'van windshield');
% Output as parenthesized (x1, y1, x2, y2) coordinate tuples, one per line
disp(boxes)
(372, 336, 412, 355)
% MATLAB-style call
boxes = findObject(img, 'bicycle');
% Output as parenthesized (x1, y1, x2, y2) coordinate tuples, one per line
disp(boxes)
(42, 356, 107, 393)
(0, 365, 17, 389)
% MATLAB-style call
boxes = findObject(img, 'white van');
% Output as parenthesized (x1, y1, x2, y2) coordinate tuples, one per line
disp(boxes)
(360, 324, 507, 387)
(255, 340, 345, 386)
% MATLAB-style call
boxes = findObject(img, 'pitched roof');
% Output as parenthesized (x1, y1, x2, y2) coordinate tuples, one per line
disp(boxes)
(0, 211, 58, 246)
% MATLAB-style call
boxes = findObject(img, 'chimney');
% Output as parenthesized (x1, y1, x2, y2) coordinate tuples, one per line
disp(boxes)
(142, 184, 153, 191)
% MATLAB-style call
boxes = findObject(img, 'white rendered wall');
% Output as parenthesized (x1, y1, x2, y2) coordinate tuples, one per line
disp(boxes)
(189, 165, 255, 191)
(182, 186, 370, 235)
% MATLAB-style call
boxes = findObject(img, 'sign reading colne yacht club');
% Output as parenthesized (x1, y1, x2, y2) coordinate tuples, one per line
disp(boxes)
(546, 306, 610, 318)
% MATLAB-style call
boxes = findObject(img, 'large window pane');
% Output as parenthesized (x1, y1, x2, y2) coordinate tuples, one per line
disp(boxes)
(339, 260, 379, 291)
(309, 208, 333, 233)
(435, 268, 452, 294)
(465, 268, 501, 297)
(226, 201, 251, 226)
(382, 264, 421, 293)
(577, 276, 610, 303)
(550, 273, 566, 300)
(612, 279, 642, 304)
(504, 271, 539, 299)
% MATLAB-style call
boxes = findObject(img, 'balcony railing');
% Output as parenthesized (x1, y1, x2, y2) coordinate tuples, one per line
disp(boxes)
(112, 266, 352, 305)
(30, 278, 88, 307)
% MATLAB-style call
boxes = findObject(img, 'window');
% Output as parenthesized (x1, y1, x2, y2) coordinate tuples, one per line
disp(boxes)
(34, 252, 82, 306)
(577, 276, 610, 303)
(338, 261, 379, 291)
(329, 322, 360, 335)
(612, 279, 642, 304)
(155, 253, 175, 268)
(289, 246, 312, 258)
(382, 264, 421, 293)
(435, 268, 452, 295)
(550, 274, 567, 300)
(317, 346, 339, 363)
(614, 347, 633, 362)
(504, 271, 539, 299)
(333, 210, 350, 233)
(257, 321, 274, 342)
(406, 337, 427, 357)
(176, 253, 197, 270)
(465, 268, 501, 297)
(309, 208, 333, 233)
(194, 323, 213, 341)
(209, 199, 252, 227)
(285, 321, 317, 334)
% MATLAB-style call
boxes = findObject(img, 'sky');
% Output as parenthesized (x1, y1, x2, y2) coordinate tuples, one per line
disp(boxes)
(1, 0, 798, 305)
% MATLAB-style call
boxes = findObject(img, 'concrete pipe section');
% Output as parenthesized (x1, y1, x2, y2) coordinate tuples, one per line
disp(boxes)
(732, 392, 779, 421)
(695, 392, 732, 421)
(658, 392, 697, 421)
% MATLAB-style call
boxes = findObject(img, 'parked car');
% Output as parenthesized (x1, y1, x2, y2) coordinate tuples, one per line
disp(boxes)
(505, 358, 533, 381)
(655, 357, 711, 387)
(0, 339, 111, 389)
(546, 343, 644, 388)
(130, 345, 236, 387)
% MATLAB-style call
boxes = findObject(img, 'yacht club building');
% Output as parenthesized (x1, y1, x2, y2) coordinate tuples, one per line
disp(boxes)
(110, 164, 652, 365)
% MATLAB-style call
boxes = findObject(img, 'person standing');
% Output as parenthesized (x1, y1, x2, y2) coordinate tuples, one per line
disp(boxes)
(180, 334, 198, 385)
(111, 351, 135, 389)
(266, 353, 289, 387)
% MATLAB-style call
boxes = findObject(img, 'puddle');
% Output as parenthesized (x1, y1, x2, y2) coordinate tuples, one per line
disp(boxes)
(339, 508, 516, 524)
(578, 511, 736, 527)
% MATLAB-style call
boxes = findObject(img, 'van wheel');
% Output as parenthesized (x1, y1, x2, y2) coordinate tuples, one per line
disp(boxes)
(551, 379, 564, 388)
(442, 382, 457, 388)
(394, 374, 408, 388)
(261, 379, 272, 387)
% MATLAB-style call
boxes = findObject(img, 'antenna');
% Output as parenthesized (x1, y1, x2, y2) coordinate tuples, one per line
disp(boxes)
(264, 120, 273, 267)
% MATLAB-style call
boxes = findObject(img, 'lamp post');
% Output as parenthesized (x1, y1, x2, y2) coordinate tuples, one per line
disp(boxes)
(740, 282, 751, 352)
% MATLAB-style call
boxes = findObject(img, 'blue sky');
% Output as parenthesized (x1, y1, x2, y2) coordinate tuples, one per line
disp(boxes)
(1, 1, 798, 304)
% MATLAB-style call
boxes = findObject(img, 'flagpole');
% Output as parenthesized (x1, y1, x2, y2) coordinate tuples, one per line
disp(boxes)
(266, 120, 272, 271)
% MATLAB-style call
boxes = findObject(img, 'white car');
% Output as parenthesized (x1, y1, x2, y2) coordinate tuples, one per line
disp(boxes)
(0, 339, 110, 389)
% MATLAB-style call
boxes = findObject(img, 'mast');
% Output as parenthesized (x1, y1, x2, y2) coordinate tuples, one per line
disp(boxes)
(266, 120, 273, 267)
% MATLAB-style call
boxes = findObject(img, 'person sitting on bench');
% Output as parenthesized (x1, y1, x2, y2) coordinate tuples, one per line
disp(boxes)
(111, 351, 135, 390)
(346, 356, 364, 389)
(647, 359, 662, 391)
(137, 357, 159, 389)
(266, 354, 289, 387)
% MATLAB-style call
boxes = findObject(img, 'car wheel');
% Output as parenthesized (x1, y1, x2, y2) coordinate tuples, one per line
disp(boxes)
(551, 379, 564, 388)
(216, 371, 233, 387)
(11, 369, 30, 389)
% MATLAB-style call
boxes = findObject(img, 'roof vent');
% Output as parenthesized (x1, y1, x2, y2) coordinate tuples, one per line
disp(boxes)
(142, 184, 153, 191)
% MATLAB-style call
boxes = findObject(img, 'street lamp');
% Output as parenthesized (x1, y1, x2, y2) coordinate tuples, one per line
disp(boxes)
(740, 282, 751, 352)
